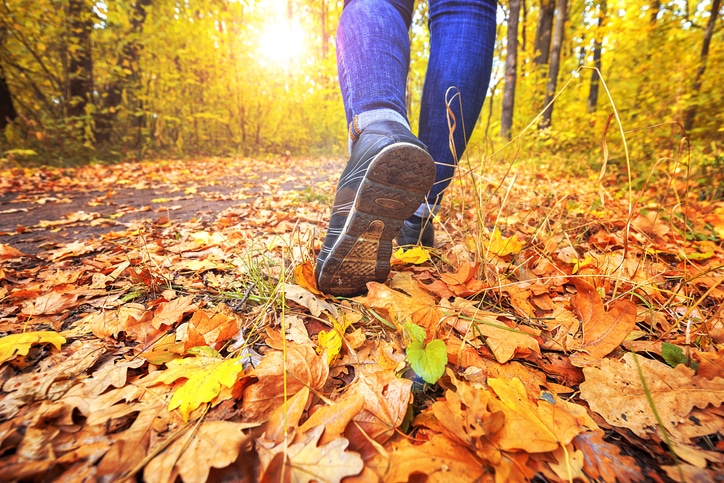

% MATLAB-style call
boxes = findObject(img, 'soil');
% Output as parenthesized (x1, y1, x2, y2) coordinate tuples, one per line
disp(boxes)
(0, 157, 340, 255)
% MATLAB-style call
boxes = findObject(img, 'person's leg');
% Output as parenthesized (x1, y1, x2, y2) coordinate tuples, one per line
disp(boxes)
(316, 0, 436, 296)
(401, 0, 496, 243)
(336, 0, 414, 132)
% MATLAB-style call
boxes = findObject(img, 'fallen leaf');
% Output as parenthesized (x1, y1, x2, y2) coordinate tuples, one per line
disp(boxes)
(0, 331, 66, 364)
(573, 430, 643, 482)
(579, 352, 724, 439)
(570, 279, 636, 358)
(144, 421, 251, 483)
(392, 245, 431, 264)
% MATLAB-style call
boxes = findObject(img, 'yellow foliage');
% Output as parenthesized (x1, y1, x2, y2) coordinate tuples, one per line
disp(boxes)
(0, 331, 66, 364)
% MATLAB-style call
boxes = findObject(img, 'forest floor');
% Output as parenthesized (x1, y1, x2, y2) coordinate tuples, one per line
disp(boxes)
(0, 155, 723, 483)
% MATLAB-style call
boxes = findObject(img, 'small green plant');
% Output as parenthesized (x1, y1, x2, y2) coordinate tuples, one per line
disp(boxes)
(403, 322, 447, 384)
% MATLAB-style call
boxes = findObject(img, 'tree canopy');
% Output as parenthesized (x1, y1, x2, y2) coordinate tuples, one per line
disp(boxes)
(0, 0, 721, 164)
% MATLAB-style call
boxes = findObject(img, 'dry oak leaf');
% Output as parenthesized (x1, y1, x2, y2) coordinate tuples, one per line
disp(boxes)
(579, 352, 724, 439)
(488, 377, 582, 453)
(573, 430, 643, 483)
(0, 330, 65, 364)
(143, 421, 251, 483)
(285, 283, 338, 318)
(20, 291, 79, 316)
(97, 405, 164, 479)
(570, 278, 636, 358)
(241, 345, 328, 423)
(78, 303, 146, 338)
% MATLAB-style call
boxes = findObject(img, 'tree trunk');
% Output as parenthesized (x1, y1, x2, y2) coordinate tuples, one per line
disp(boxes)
(539, 0, 567, 129)
(500, 0, 521, 140)
(534, 0, 555, 65)
(587, 0, 606, 113)
(95, 0, 152, 144)
(683, 0, 721, 131)
(0, 65, 17, 131)
(67, 0, 93, 120)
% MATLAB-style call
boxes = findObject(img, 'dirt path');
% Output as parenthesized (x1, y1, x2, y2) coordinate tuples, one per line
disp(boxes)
(0, 157, 340, 255)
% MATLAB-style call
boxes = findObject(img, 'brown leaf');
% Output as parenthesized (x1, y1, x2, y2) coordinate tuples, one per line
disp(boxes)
(242, 345, 328, 423)
(144, 421, 251, 483)
(570, 279, 636, 358)
(344, 365, 412, 446)
(574, 430, 643, 482)
(356, 272, 441, 332)
(0, 244, 25, 259)
(579, 352, 724, 439)
(151, 295, 197, 329)
(384, 434, 499, 483)
(21, 291, 78, 316)
(260, 426, 363, 483)
(299, 393, 366, 445)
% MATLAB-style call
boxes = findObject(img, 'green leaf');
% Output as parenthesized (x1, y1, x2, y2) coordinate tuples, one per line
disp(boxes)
(403, 322, 426, 344)
(661, 342, 687, 368)
(406, 339, 447, 384)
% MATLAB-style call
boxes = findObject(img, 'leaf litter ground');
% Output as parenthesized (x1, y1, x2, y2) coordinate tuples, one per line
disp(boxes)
(0, 155, 723, 482)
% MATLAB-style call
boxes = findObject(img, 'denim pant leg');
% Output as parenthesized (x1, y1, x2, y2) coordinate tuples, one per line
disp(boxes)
(337, 0, 416, 142)
(418, 0, 497, 216)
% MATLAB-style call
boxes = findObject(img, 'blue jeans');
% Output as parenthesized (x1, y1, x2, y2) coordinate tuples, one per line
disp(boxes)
(337, 0, 496, 217)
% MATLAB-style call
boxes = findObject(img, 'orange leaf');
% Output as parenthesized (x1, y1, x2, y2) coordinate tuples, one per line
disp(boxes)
(294, 261, 322, 295)
(151, 295, 197, 329)
(574, 430, 643, 482)
(570, 279, 636, 358)
(0, 244, 25, 259)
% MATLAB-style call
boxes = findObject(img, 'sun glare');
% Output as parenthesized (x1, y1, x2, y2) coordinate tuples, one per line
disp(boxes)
(257, 19, 306, 68)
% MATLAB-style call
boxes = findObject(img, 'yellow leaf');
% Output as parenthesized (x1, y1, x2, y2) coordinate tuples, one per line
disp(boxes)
(156, 355, 243, 421)
(392, 246, 431, 264)
(184, 186, 198, 195)
(317, 329, 342, 364)
(0, 331, 66, 364)
(487, 228, 525, 256)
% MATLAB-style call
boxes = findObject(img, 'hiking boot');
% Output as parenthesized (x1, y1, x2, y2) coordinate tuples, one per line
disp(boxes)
(316, 120, 436, 296)
(396, 215, 435, 247)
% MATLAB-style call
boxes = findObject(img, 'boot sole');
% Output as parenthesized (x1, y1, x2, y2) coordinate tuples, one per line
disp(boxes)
(317, 142, 435, 296)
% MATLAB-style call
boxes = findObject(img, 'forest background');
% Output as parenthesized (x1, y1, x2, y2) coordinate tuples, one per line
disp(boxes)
(0, 0, 721, 173)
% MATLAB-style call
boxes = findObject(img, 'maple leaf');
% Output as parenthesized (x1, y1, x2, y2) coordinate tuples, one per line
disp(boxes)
(182, 309, 239, 351)
(152, 354, 244, 421)
(384, 434, 504, 482)
(0, 330, 66, 364)
(151, 295, 197, 329)
(579, 352, 724, 439)
(298, 393, 366, 444)
(144, 421, 251, 483)
(344, 365, 412, 446)
(570, 278, 636, 358)
(260, 426, 363, 483)
(488, 377, 582, 453)
(241, 345, 328, 423)
(357, 272, 441, 332)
